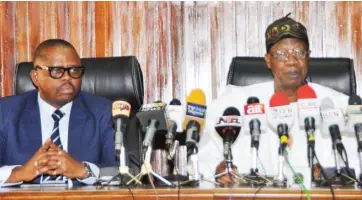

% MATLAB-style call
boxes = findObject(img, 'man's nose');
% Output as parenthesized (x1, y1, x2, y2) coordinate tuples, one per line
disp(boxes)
(285, 52, 298, 65)
(61, 70, 72, 81)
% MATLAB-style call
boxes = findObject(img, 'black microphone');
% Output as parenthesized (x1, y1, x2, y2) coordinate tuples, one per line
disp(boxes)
(347, 95, 362, 152)
(243, 97, 266, 150)
(215, 107, 242, 172)
(136, 102, 168, 160)
(346, 95, 362, 186)
(165, 99, 182, 149)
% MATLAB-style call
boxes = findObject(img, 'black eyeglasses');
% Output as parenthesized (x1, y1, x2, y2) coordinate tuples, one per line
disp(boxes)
(35, 65, 85, 79)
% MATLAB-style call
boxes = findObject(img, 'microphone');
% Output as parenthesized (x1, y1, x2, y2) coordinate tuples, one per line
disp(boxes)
(244, 97, 267, 149)
(346, 95, 362, 185)
(112, 100, 131, 157)
(183, 89, 207, 156)
(111, 100, 141, 185)
(243, 97, 266, 174)
(296, 84, 320, 167)
(215, 107, 242, 172)
(183, 89, 207, 182)
(166, 98, 184, 159)
(320, 97, 347, 175)
(269, 92, 293, 148)
(269, 92, 293, 187)
(346, 95, 362, 149)
(136, 102, 169, 160)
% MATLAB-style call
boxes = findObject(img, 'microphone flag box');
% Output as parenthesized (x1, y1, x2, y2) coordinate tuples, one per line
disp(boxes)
(297, 98, 320, 129)
(243, 103, 267, 133)
(137, 102, 169, 131)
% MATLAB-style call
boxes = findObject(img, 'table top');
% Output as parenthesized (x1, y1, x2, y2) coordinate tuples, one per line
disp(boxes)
(1, 185, 362, 200)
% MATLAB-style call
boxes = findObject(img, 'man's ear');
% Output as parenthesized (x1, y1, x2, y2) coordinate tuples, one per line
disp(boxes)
(30, 69, 39, 87)
(264, 53, 272, 69)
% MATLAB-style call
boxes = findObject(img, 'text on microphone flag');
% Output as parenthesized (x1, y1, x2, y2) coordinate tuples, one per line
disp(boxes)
(215, 116, 242, 127)
(186, 102, 207, 118)
(244, 103, 265, 115)
(112, 101, 131, 117)
(298, 99, 318, 111)
(270, 105, 293, 120)
(140, 102, 166, 112)
(321, 109, 344, 120)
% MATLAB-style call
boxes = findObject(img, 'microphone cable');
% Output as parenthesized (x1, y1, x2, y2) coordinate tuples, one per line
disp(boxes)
(311, 147, 335, 200)
(252, 151, 269, 200)
(145, 160, 159, 200)
(284, 147, 311, 200)
(120, 176, 135, 200)
(337, 147, 362, 185)
(166, 149, 181, 200)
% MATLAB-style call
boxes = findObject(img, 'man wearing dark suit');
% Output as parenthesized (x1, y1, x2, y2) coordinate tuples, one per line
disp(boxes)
(0, 39, 116, 186)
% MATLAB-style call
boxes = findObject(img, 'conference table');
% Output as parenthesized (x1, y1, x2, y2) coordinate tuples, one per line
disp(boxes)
(1, 185, 362, 200)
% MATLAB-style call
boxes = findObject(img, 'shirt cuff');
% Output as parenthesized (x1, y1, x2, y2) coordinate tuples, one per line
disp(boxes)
(0, 165, 23, 187)
(76, 162, 100, 185)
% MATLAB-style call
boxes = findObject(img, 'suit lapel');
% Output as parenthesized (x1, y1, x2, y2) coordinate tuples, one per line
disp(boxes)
(68, 93, 90, 159)
(18, 91, 42, 155)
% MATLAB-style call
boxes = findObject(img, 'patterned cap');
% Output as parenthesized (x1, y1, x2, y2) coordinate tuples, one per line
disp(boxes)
(265, 13, 309, 52)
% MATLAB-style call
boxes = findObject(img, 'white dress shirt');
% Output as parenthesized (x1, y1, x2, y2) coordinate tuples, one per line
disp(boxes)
(197, 82, 360, 187)
(0, 94, 100, 186)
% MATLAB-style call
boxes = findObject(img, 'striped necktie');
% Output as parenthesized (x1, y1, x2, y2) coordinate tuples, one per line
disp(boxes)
(41, 109, 65, 184)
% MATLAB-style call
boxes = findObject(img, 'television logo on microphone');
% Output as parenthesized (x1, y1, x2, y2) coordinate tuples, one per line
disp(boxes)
(244, 104, 265, 115)
(215, 116, 241, 125)
(140, 102, 166, 112)
(112, 101, 131, 117)
(321, 109, 344, 120)
(186, 102, 206, 118)
(270, 106, 293, 121)
(298, 99, 318, 112)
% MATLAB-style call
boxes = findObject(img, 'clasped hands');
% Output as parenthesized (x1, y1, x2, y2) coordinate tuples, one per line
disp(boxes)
(12, 139, 88, 182)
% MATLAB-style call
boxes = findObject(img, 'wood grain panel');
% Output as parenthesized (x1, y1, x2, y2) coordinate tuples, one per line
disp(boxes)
(1, 187, 362, 200)
(0, 1, 361, 100)
(0, 2, 15, 96)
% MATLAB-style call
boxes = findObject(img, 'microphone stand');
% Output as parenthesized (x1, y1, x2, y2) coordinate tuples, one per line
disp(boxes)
(355, 124, 362, 187)
(213, 142, 247, 185)
(273, 124, 288, 187)
(102, 119, 141, 186)
(129, 120, 175, 187)
(358, 146, 362, 188)
(305, 117, 316, 185)
(326, 125, 356, 186)
(239, 126, 273, 186)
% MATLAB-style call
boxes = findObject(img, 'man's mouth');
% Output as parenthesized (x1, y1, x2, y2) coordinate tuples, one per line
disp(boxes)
(286, 71, 301, 79)
(57, 83, 75, 94)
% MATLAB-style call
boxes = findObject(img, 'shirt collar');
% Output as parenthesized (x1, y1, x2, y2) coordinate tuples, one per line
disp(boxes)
(38, 92, 73, 119)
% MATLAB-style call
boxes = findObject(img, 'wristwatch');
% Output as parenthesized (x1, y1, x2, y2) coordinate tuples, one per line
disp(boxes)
(83, 162, 96, 179)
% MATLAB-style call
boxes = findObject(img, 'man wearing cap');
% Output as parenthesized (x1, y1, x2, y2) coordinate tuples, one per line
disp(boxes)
(197, 14, 359, 187)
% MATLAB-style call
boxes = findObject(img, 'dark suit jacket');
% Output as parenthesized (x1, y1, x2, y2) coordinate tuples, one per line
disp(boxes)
(0, 90, 117, 183)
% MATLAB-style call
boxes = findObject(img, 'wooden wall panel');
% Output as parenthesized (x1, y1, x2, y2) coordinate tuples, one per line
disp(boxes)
(0, 1, 361, 104)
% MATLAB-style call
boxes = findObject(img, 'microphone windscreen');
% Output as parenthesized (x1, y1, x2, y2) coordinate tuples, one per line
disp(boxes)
(223, 107, 240, 116)
(348, 95, 362, 105)
(186, 89, 206, 105)
(247, 97, 260, 104)
(296, 85, 320, 129)
(112, 100, 131, 119)
(170, 98, 182, 105)
(270, 92, 290, 107)
(183, 89, 207, 133)
(296, 84, 317, 99)
(320, 97, 334, 111)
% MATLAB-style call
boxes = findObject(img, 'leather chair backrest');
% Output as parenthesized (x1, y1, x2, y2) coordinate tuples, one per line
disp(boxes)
(227, 57, 356, 96)
(14, 56, 144, 111)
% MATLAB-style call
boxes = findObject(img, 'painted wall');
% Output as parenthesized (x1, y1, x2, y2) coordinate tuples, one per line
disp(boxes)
(0, 1, 361, 104)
